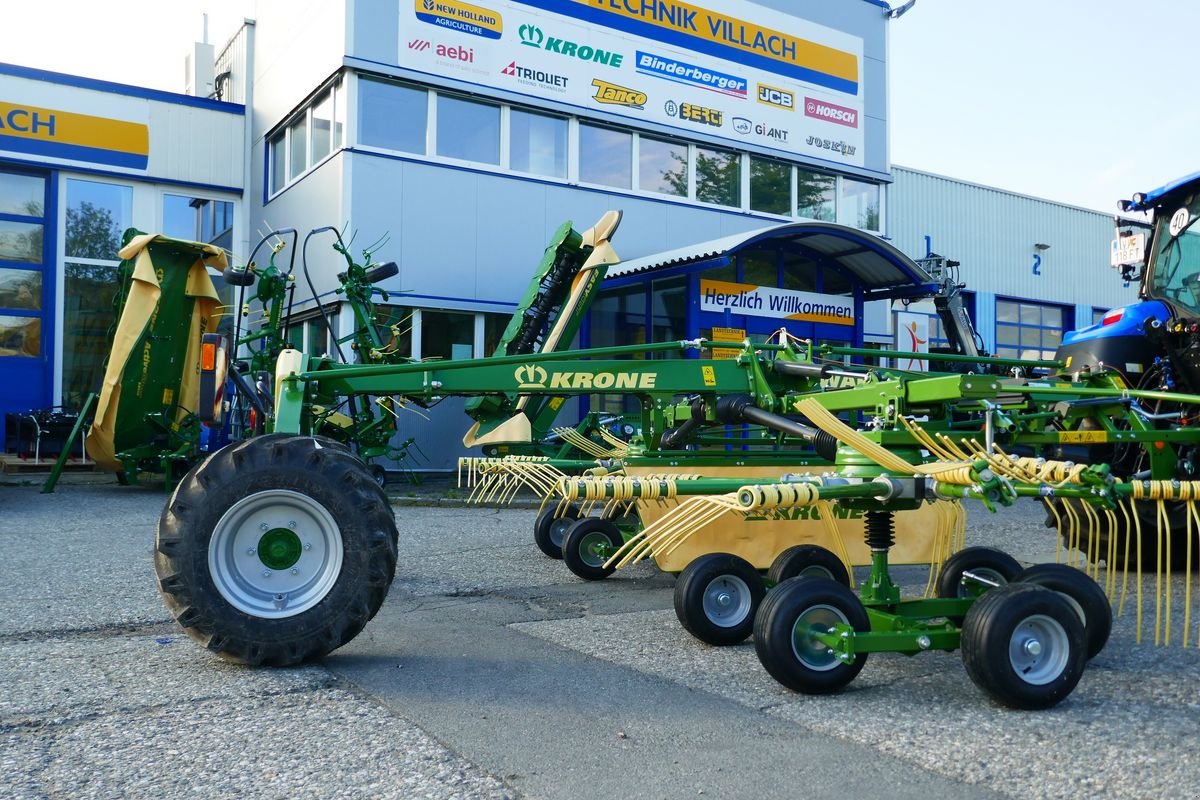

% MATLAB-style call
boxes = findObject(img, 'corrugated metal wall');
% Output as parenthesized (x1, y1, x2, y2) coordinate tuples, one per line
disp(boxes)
(888, 167, 1138, 349)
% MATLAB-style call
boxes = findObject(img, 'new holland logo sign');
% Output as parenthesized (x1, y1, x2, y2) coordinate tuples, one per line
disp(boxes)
(514, 365, 657, 390)
(415, 0, 502, 39)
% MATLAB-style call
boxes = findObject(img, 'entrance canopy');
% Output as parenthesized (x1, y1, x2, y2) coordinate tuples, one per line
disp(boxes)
(607, 221, 936, 301)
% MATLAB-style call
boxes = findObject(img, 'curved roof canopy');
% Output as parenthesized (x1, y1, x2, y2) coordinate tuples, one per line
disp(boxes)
(606, 221, 935, 300)
(1127, 170, 1200, 212)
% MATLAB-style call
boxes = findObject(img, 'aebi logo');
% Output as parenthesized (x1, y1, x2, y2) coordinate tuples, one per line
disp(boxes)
(408, 38, 474, 62)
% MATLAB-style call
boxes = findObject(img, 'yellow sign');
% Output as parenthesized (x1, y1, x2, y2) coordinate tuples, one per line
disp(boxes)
(414, 0, 503, 39)
(0, 102, 148, 169)
(711, 326, 745, 341)
(701, 365, 716, 386)
(591, 79, 647, 108)
(1057, 430, 1108, 444)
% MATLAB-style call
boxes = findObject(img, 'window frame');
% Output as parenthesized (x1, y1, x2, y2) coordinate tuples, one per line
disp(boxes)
(267, 77, 346, 199)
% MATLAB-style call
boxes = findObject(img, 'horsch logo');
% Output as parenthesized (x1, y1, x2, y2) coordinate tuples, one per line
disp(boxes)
(804, 97, 858, 128)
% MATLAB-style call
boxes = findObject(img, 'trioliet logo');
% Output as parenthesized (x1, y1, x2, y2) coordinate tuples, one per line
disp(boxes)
(592, 79, 646, 109)
(514, 365, 657, 390)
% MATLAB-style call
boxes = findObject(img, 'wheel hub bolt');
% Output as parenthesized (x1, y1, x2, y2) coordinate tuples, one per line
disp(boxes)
(247, 548, 256, 556)
(304, 544, 312, 551)
(289, 521, 297, 529)
(716, 592, 732, 607)
(291, 568, 299, 575)
(259, 523, 269, 531)
(262, 570, 271, 578)
(1023, 638, 1042, 656)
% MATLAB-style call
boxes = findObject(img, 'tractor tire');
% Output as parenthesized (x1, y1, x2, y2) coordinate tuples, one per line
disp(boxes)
(961, 583, 1087, 710)
(155, 434, 398, 666)
(1015, 563, 1111, 660)
(767, 545, 850, 586)
(673, 553, 765, 646)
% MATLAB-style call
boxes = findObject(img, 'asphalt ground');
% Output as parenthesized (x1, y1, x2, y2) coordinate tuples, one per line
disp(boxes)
(2, 479, 1199, 799)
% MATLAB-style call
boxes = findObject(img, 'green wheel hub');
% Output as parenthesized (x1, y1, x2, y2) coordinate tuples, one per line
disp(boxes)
(258, 528, 303, 570)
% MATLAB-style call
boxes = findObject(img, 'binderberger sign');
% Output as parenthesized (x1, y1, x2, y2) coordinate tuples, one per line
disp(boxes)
(699, 279, 854, 325)
(399, 0, 865, 166)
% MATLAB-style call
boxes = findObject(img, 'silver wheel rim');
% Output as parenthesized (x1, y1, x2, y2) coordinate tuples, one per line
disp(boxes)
(791, 603, 849, 671)
(955, 567, 1006, 597)
(577, 531, 611, 568)
(701, 574, 752, 628)
(209, 489, 344, 619)
(800, 565, 835, 580)
(1008, 613, 1070, 685)
(550, 517, 574, 549)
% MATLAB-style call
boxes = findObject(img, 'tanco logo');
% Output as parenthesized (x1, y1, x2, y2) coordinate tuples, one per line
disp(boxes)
(592, 79, 646, 109)
(514, 364, 657, 390)
(518, 23, 623, 67)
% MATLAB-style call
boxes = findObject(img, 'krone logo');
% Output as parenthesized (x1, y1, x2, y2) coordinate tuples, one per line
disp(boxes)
(515, 364, 548, 387)
(592, 79, 646, 109)
(519, 23, 543, 46)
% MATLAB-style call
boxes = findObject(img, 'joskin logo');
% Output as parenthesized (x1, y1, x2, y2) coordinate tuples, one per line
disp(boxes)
(804, 97, 858, 129)
(518, 23, 623, 67)
(592, 79, 646, 109)
(635, 51, 746, 98)
(664, 99, 722, 127)
(756, 83, 795, 111)
(514, 364, 657, 390)
(415, 0, 502, 40)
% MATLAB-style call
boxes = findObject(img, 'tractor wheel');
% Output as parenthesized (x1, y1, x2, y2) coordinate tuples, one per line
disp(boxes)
(673, 553, 765, 646)
(533, 504, 579, 559)
(562, 517, 623, 581)
(961, 583, 1087, 709)
(1015, 563, 1111, 660)
(155, 434, 398, 666)
(767, 545, 850, 586)
(936, 546, 1022, 622)
(754, 577, 870, 694)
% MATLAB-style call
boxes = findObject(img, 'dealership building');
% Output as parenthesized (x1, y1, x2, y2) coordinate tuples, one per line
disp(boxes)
(0, 0, 1136, 468)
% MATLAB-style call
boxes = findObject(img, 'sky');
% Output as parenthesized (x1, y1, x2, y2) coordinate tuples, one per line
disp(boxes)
(1, 0, 1195, 214)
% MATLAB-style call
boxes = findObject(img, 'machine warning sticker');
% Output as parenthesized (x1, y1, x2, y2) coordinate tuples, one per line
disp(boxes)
(1057, 430, 1108, 444)
(702, 365, 717, 386)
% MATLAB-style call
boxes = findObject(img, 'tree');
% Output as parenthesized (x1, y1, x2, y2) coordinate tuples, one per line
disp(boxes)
(65, 201, 122, 260)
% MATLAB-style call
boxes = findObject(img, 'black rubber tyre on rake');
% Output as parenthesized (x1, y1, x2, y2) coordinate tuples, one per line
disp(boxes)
(155, 434, 398, 666)
(673, 553, 765, 646)
(767, 544, 851, 586)
(1015, 563, 1112, 660)
(533, 504, 580, 559)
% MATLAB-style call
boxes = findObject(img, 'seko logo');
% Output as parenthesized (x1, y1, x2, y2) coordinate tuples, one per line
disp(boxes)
(519, 23, 623, 67)
(756, 83, 795, 111)
(804, 97, 858, 128)
(592, 79, 646, 109)
(500, 61, 568, 91)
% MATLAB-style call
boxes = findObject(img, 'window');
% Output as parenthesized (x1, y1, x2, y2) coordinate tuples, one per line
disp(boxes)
(695, 146, 739, 207)
(510, 109, 567, 178)
(0, 172, 44, 217)
(796, 169, 836, 221)
(750, 157, 790, 215)
(639, 136, 686, 196)
(421, 309, 475, 360)
(269, 79, 347, 195)
(63, 179, 133, 408)
(163, 195, 234, 252)
(436, 95, 500, 165)
(359, 78, 427, 154)
(995, 299, 1067, 361)
(579, 123, 631, 188)
(483, 312, 511, 356)
(840, 178, 880, 231)
(741, 250, 777, 287)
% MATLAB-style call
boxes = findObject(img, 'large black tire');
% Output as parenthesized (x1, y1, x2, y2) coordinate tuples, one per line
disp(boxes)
(533, 504, 579, 559)
(767, 545, 850, 586)
(754, 577, 870, 694)
(561, 517, 624, 581)
(155, 434, 398, 666)
(673, 553, 765, 646)
(1015, 563, 1112, 660)
(961, 583, 1087, 710)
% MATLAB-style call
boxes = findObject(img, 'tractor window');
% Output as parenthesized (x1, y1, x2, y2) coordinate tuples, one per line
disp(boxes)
(1147, 195, 1200, 317)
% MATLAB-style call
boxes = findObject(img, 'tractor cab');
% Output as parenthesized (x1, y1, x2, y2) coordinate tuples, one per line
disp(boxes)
(1056, 172, 1200, 385)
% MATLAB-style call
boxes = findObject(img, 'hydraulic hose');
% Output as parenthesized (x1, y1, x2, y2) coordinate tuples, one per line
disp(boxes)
(659, 397, 707, 449)
(715, 394, 838, 461)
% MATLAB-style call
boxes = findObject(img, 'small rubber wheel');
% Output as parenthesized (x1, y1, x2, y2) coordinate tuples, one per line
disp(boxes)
(961, 583, 1087, 709)
(768, 545, 850, 586)
(754, 577, 870, 694)
(533, 504, 579, 559)
(368, 463, 387, 489)
(673, 553, 765, 646)
(937, 546, 1022, 621)
(562, 518, 623, 581)
(1015, 563, 1111, 660)
(223, 266, 256, 286)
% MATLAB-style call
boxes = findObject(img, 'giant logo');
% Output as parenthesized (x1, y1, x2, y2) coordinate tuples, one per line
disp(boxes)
(415, 0, 502, 40)
(592, 79, 646, 109)
(635, 51, 747, 98)
(519, 23, 623, 67)
(804, 97, 858, 129)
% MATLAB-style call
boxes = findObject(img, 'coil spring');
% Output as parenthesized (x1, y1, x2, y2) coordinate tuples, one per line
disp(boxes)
(864, 510, 895, 551)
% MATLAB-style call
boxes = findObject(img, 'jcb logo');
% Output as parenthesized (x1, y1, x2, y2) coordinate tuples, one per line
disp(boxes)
(515, 364, 548, 388)
(757, 83, 794, 110)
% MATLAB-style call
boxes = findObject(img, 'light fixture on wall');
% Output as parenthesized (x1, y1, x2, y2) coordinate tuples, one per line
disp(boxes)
(886, 0, 917, 19)
(1034, 243, 1051, 251)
